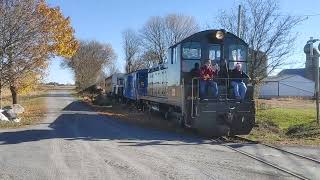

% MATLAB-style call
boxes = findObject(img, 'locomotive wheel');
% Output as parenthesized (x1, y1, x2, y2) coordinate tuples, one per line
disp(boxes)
(148, 105, 153, 113)
(136, 102, 142, 111)
(176, 115, 185, 128)
(164, 111, 169, 120)
(164, 107, 173, 121)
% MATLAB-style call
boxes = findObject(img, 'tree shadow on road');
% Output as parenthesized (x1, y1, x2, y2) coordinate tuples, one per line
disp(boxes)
(0, 101, 213, 146)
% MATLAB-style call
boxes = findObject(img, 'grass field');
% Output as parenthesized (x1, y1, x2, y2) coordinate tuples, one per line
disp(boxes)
(245, 98, 320, 145)
(0, 88, 48, 129)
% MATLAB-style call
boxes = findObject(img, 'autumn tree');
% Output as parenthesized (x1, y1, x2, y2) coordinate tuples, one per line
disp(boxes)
(37, 1, 78, 58)
(0, 0, 78, 104)
(140, 14, 199, 64)
(217, 0, 302, 94)
(16, 71, 43, 95)
(63, 40, 116, 90)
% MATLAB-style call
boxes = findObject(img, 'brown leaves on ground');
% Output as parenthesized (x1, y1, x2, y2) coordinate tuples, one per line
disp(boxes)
(86, 101, 189, 135)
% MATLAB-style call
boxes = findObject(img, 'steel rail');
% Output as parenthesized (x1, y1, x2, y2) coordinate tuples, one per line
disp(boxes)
(213, 137, 309, 180)
(233, 136, 320, 164)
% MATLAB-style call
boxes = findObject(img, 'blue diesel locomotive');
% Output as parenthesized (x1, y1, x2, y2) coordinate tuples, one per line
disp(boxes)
(107, 29, 255, 136)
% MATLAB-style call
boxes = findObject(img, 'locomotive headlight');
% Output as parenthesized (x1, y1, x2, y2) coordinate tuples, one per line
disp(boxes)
(216, 30, 224, 39)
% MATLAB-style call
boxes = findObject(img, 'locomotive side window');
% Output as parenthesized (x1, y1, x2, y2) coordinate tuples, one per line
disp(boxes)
(209, 44, 221, 61)
(173, 47, 178, 64)
(182, 42, 201, 59)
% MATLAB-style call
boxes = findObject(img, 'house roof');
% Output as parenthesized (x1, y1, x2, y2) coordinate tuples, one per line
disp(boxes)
(263, 74, 314, 83)
(264, 75, 296, 81)
(278, 68, 306, 77)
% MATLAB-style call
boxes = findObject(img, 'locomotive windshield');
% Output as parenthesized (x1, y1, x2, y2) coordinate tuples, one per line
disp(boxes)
(182, 42, 201, 59)
(228, 44, 248, 73)
(209, 44, 221, 61)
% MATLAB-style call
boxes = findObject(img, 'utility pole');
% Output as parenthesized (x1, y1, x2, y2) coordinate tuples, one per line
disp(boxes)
(318, 42, 320, 125)
(0, 57, 2, 109)
(309, 37, 320, 125)
(237, 5, 242, 37)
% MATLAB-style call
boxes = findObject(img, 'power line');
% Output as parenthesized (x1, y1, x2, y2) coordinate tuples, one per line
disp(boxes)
(236, 10, 320, 17)
(275, 13, 320, 17)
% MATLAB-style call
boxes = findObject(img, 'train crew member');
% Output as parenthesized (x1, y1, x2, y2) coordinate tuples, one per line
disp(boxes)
(190, 63, 200, 77)
(199, 59, 218, 100)
(230, 63, 248, 100)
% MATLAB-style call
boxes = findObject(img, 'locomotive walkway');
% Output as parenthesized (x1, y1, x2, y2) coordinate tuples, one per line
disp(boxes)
(0, 90, 318, 180)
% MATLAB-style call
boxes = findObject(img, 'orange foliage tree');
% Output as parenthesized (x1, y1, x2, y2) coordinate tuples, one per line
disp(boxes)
(0, 0, 79, 104)
(37, 1, 79, 58)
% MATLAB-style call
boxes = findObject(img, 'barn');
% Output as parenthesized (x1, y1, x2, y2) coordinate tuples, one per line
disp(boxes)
(259, 75, 315, 98)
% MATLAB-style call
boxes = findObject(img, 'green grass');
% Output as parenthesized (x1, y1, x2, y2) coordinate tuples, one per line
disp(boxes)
(256, 108, 316, 130)
(247, 107, 320, 145)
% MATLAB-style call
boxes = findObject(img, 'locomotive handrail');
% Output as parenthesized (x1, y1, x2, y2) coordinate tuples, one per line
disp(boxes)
(191, 77, 200, 118)
(190, 76, 249, 118)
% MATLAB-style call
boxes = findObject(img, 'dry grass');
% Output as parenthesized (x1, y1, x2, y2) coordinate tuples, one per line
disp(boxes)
(256, 98, 315, 109)
(0, 89, 48, 129)
(41, 85, 76, 91)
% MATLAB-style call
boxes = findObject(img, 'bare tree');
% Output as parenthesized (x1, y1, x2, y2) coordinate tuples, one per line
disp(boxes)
(104, 63, 119, 77)
(140, 16, 167, 64)
(122, 29, 144, 73)
(164, 14, 199, 46)
(140, 14, 199, 64)
(139, 50, 159, 69)
(218, 0, 302, 93)
(64, 40, 116, 90)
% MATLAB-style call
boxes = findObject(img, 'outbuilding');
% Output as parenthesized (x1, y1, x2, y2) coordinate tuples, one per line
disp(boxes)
(259, 75, 315, 98)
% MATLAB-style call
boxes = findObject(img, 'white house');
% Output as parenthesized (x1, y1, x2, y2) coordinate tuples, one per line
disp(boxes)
(259, 75, 315, 98)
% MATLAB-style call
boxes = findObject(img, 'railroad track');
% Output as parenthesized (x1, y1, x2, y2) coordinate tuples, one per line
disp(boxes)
(213, 136, 320, 180)
(232, 136, 320, 164)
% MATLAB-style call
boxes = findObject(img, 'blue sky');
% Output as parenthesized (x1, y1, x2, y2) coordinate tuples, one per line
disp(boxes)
(45, 0, 320, 84)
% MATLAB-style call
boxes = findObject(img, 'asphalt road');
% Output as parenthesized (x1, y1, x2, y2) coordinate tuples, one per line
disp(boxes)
(0, 90, 303, 180)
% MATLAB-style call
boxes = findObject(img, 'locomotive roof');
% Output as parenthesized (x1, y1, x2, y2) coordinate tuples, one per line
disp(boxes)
(169, 29, 247, 48)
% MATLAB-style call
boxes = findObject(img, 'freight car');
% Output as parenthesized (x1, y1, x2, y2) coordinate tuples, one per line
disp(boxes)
(104, 73, 125, 99)
(123, 69, 148, 102)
